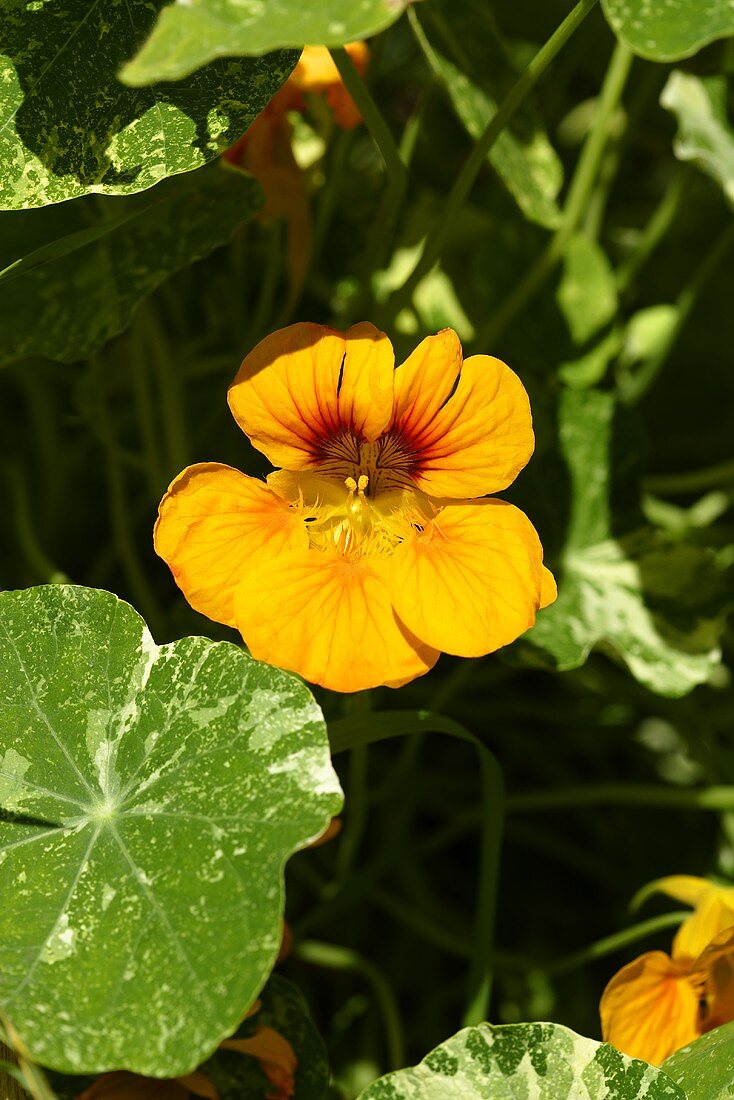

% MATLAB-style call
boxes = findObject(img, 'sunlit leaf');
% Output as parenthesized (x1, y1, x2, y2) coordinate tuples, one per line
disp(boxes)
(661, 73, 734, 207)
(662, 1021, 734, 1100)
(602, 0, 734, 61)
(557, 235, 618, 346)
(0, 585, 342, 1078)
(357, 1022, 685, 1099)
(0, 0, 295, 209)
(48, 975, 329, 1100)
(525, 388, 725, 696)
(122, 0, 409, 85)
(0, 167, 261, 367)
(413, 0, 563, 229)
(622, 305, 680, 366)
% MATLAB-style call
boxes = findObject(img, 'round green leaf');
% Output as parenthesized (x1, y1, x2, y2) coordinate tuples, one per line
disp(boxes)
(0, 0, 296, 209)
(601, 0, 734, 62)
(662, 1021, 734, 1100)
(358, 1023, 686, 1099)
(0, 585, 342, 1078)
(122, 0, 410, 85)
(48, 974, 330, 1099)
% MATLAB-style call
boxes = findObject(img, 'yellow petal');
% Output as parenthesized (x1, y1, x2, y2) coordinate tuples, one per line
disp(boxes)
(600, 951, 701, 1065)
(391, 335, 534, 497)
(646, 877, 734, 961)
(290, 43, 369, 129)
(221, 1025, 297, 1100)
(232, 547, 438, 692)
(390, 499, 549, 657)
(228, 323, 394, 469)
(154, 463, 307, 628)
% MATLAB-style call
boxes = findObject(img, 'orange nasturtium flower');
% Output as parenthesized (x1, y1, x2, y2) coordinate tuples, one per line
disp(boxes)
(155, 323, 556, 693)
(76, 1005, 297, 1100)
(223, 44, 369, 293)
(601, 876, 734, 1064)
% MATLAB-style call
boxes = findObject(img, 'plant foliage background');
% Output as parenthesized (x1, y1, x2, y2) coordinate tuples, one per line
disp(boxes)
(1, 0, 734, 1095)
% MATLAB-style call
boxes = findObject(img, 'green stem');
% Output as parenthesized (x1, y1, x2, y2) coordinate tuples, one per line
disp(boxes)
(329, 709, 504, 1028)
(508, 783, 734, 812)
(294, 940, 406, 1071)
(385, 0, 600, 322)
(141, 303, 190, 477)
(620, 220, 734, 404)
(330, 48, 407, 197)
(476, 39, 633, 348)
(95, 363, 164, 636)
(335, 691, 373, 883)
(644, 458, 734, 497)
(130, 328, 166, 498)
(5, 464, 68, 583)
(246, 223, 283, 346)
(547, 912, 687, 976)
(372, 889, 469, 959)
(616, 169, 686, 295)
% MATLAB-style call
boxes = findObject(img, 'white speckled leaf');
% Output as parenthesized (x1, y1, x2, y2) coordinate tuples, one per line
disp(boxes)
(357, 1023, 685, 1099)
(49, 974, 330, 1098)
(662, 1021, 734, 1100)
(414, 0, 563, 229)
(525, 388, 724, 696)
(0, 167, 262, 367)
(0, 0, 296, 210)
(601, 0, 734, 61)
(0, 586, 342, 1078)
(122, 0, 409, 85)
(661, 72, 734, 208)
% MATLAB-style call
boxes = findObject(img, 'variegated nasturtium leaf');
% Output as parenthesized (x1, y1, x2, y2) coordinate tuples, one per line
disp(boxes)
(122, 0, 410, 85)
(0, 586, 342, 1078)
(357, 1023, 685, 1099)
(661, 73, 734, 209)
(525, 388, 725, 696)
(662, 1022, 734, 1100)
(601, 0, 734, 61)
(414, 0, 563, 230)
(0, 167, 261, 367)
(48, 974, 330, 1099)
(0, 0, 296, 210)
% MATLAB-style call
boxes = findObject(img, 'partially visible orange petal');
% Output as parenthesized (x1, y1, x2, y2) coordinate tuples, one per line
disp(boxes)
(401, 350, 535, 498)
(291, 43, 369, 128)
(76, 1073, 191, 1099)
(648, 877, 734, 962)
(233, 546, 439, 692)
(154, 463, 307, 628)
(390, 499, 549, 658)
(229, 324, 394, 470)
(222, 1026, 297, 1100)
(310, 817, 342, 847)
(175, 1073, 219, 1099)
(674, 892, 734, 963)
(600, 951, 701, 1065)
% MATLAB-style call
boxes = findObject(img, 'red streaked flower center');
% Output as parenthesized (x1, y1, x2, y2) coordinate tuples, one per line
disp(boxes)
(313, 430, 418, 495)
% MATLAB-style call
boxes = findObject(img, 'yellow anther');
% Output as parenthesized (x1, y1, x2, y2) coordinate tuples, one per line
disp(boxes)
(345, 476, 358, 492)
(357, 474, 369, 493)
